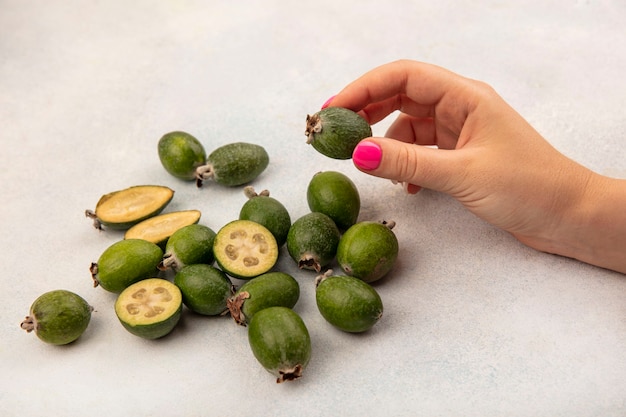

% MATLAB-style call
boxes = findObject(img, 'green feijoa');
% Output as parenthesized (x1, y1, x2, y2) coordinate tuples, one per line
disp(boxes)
(174, 264, 233, 315)
(158, 131, 207, 180)
(336, 220, 399, 283)
(315, 272, 383, 333)
(90, 239, 163, 293)
(20, 290, 93, 345)
(286, 212, 340, 272)
(238, 187, 291, 247)
(305, 107, 372, 159)
(227, 272, 299, 326)
(307, 171, 360, 230)
(124, 210, 201, 247)
(247, 306, 311, 383)
(115, 278, 182, 339)
(196, 142, 269, 187)
(159, 224, 216, 272)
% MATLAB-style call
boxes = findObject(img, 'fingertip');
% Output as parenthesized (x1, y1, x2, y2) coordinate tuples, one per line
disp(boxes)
(321, 95, 336, 109)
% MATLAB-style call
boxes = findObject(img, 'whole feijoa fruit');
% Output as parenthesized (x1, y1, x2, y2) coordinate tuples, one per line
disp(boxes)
(305, 107, 372, 159)
(90, 239, 163, 293)
(21, 290, 93, 345)
(124, 209, 201, 247)
(307, 171, 360, 230)
(196, 142, 269, 187)
(213, 220, 278, 280)
(115, 278, 182, 339)
(239, 187, 291, 247)
(158, 131, 207, 180)
(286, 212, 340, 272)
(336, 220, 399, 283)
(227, 272, 300, 326)
(159, 224, 216, 272)
(315, 272, 383, 333)
(174, 264, 233, 315)
(247, 306, 311, 383)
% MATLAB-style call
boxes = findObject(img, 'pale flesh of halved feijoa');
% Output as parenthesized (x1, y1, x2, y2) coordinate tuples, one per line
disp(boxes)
(124, 210, 201, 247)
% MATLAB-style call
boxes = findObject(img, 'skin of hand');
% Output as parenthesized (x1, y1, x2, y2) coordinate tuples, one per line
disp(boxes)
(325, 60, 626, 274)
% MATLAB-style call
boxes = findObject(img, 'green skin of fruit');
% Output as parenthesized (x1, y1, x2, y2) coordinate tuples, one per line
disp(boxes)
(247, 306, 311, 383)
(336, 221, 399, 283)
(286, 212, 340, 272)
(158, 131, 207, 180)
(307, 171, 360, 231)
(174, 264, 233, 315)
(239, 195, 291, 247)
(227, 272, 300, 326)
(198, 142, 269, 187)
(21, 290, 92, 345)
(92, 239, 163, 293)
(305, 107, 372, 159)
(315, 275, 383, 333)
(161, 224, 216, 271)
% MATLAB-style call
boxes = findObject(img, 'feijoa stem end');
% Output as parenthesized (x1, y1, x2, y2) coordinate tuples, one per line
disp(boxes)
(20, 316, 35, 333)
(89, 262, 100, 288)
(304, 113, 322, 144)
(277, 364, 304, 383)
(298, 254, 322, 273)
(226, 291, 250, 326)
(243, 186, 270, 199)
(85, 210, 103, 230)
(195, 164, 214, 188)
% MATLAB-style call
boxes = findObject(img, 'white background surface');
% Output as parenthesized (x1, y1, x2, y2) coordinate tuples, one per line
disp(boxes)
(1, 1, 625, 416)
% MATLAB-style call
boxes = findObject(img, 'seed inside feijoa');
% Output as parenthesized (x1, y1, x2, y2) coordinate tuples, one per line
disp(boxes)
(114, 278, 182, 339)
(85, 185, 174, 230)
(21, 290, 93, 345)
(158, 131, 207, 180)
(159, 223, 216, 272)
(195, 142, 269, 187)
(307, 171, 360, 230)
(124, 209, 201, 247)
(239, 187, 291, 247)
(247, 306, 311, 383)
(286, 212, 340, 272)
(305, 107, 372, 159)
(213, 220, 278, 280)
(90, 239, 163, 293)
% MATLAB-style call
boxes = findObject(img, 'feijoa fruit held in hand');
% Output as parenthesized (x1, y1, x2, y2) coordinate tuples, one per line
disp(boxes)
(286, 212, 340, 272)
(85, 185, 174, 230)
(195, 142, 269, 187)
(21, 290, 93, 345)
(247, 306, 311, 383)
(315, 271, 383, 333)
(174, 264, 233, 316)
(227, 272, 300, 326)
(158, 131, 207, 180)
(159, 224, 216, 272)
(124, 210, 201, 247)
(239, 187, 291, 247)
(307, 171, 360, 230)
(115, 278, 182, 339)
(305, 107, 372, 159)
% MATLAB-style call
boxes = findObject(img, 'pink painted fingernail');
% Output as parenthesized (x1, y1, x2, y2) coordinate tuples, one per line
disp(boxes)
(353, 141, 381, 171)
(321, 95, 336, 109)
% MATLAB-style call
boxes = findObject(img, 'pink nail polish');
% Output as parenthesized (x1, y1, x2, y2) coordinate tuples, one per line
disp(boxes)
(353, 141, 381, 171)
(321, 95, 336, 109)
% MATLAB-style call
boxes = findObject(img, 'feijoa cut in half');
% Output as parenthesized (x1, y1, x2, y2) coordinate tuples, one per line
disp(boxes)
(213, 220, 278, 280)
(21, 290, 93, 345)
(307, 171, 360, 230)
(315, 271, 383, 333)
(239, 187, 291, 247)
(124, 210, 201, 247)
(174, 264, 233, 316)
(158, 131, 207, 180)
(195, 142, 269, 187)
(159, 224, 216, 272)
(286, 212, 340, 272)
(305, 107, 372, 159)
(90, 238, 163, 293)
(85, 185, 174, 230)
(337, 220, 399, 283)
(115, 278, 182, 339)
(247, 306, 311, 383)
(227, 272, 299, 326)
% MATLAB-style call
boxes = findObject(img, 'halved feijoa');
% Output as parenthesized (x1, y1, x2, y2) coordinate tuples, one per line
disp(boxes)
(315, 272, 383, 333)
(124, 210, 201, 247)
(239, 187, 291, 247)
(307, 171, 360, 230)
(286, 212, 340, 272)
(115, 278, 182, 339)
(158, 131, 207, 180)
(196, 142, 269, 187)
(305, 107, 372, 159)
(90, 239, 163, 293)
(159, 224, 216, 272)
(174, 264, 233, 316)
(213, 220, 278, 279)
(247, 306, 311, 383)
(227, 272, 299, 326)
(85, 185, 174, 230)
(21, 290, 93, 345)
